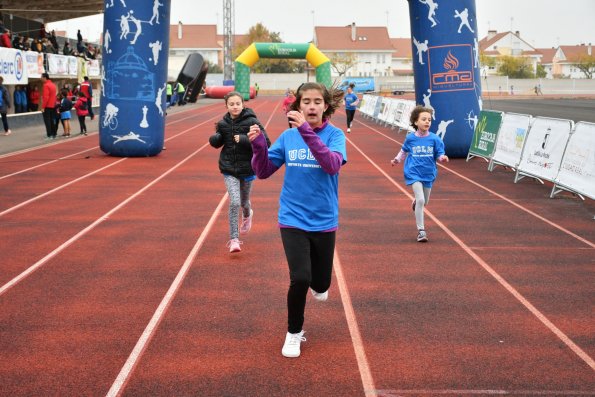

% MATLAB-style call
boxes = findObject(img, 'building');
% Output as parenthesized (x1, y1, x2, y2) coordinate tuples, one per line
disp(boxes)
(390, 38, 413, 75)
(551, 44, 594, 79)
(535, 47, 557, 79)
(478, 30, 542, 76)
(168, 23, 219, 78)
(313, 23, 394, 77)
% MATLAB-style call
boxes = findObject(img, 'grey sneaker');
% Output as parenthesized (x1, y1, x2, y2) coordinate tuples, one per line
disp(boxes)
(282, 330, 306, 358)
(417, 230, 428, 242)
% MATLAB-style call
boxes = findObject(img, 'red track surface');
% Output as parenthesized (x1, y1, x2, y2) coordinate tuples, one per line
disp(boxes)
(0, 97, 593, 396)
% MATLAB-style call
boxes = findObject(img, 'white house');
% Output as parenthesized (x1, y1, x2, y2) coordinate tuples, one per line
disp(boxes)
(478, 30, 542, 76)
(313, 23, 394, 77)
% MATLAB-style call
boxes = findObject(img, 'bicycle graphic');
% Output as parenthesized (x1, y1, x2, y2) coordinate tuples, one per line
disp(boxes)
(103, 103, 119, 130)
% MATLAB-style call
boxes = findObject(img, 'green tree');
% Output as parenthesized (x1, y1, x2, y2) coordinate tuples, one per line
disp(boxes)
(572, 54, 595, 79)
(535, 64, 547, 78)
(205, 60, 223, 74)
(497, 55, 534, 78)
(232, 23, 300, 73)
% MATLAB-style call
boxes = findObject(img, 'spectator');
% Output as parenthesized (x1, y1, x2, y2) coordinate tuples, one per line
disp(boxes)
(49, 30, 58, 51)
(22, 35, 30, 51)
(1, 29, 12, 48)
(77, 29, 82, 44)
(79, 76, 94, 120)
(63, 41, 73, 56)
(29, 85, 40, 112)
(13, 86, 27, 113)
(41, 73, 58, 139)
(12, 33, 21, 49)
(0, 76, 12, 135)
(73, 91, 88, 135)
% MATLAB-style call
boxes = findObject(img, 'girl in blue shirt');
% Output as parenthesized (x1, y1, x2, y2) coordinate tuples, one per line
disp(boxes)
(391, 106, 449, 242)
(344, 83, 359, 133)
(249, 82, 346, 358)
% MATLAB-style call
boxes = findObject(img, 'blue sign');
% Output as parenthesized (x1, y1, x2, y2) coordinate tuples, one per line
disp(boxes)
(339, 77, 375, 93)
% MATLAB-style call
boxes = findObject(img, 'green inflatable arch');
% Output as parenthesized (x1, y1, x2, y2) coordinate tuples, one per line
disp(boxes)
(235, 43, 332, 100)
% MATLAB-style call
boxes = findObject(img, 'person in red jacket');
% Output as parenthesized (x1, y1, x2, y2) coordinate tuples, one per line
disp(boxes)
(41, 73, 57, 139)
(29, 85, 40, 111)
(79, 76, 94, 120)
(73, 91, 89, 135)
(0, 29, 12, 48)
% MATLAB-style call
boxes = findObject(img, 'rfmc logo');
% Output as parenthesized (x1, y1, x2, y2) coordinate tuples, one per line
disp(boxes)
(428, 44, 474, 93)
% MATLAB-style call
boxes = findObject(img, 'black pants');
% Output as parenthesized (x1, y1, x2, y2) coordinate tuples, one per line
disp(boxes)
(1, 112, 8, 132)
(280, 228, 335, 334)
(87, 99, 94, 119)
(42, 108, 57, 137)
(346, 109, 356, 129)
(78, 115, 87, 134)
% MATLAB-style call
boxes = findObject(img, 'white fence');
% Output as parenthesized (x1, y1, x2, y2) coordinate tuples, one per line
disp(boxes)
(361, 94, 594, 204)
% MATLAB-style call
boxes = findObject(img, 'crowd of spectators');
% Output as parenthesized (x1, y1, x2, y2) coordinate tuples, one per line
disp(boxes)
(0, 20, 100, 60)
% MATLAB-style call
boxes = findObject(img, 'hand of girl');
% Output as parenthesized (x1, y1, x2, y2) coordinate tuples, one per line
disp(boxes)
(438, 155, 449, 163)
(233, 134, 240, 143)
(390, 158, 400, 166)
(287, 110, 306, 128)
(247, 124, 261, 142)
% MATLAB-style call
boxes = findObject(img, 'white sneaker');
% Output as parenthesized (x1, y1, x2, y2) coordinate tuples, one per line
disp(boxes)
(347, 128, 351, 133)
(282, 330, 306, 358)
(310, 288, 328, 302)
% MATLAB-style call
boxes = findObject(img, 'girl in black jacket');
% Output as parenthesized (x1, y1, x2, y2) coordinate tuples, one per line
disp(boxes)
(209, 91, 270, 253)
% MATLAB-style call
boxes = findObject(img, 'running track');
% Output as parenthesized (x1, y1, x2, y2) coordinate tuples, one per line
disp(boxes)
(0, 97, 593, 396)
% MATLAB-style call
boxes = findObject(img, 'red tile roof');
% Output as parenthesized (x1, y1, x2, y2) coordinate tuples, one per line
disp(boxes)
(536, 48, 557, 64)
(315, 25, 393, 51)
(478, 32, 508, 51)
(559, 45, 594, 62)
(170, 24, 219, 49)
(390, 38, 412, 58)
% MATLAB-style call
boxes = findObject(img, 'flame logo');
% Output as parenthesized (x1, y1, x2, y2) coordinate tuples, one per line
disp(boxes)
(443, 51, 459, 70)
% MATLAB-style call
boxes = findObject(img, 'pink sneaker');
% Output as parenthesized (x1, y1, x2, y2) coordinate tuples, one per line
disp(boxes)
(227, 238, 242, 253)
(240, 209, 253, 234)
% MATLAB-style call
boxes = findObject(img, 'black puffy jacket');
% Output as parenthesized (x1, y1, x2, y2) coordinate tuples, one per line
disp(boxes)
(209, 108, 271, 178)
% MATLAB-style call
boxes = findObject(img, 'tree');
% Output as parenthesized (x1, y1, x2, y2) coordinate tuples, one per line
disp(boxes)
(497, 55, 534, 78)
(328, 52, 357, 77)
(205, 60, 223, 74)
(572, 54, 595, 79)
(535, 64, 547, 78)
(232, 23, 300, 73)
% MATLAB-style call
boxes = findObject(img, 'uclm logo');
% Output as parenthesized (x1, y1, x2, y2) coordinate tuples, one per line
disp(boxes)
(428, 44, 474, 92)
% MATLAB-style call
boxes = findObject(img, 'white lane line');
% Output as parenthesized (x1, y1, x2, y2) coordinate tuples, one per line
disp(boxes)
(105, 193, 228, 397)
(0, 141, 210, 298)
(0, 158, 127, 217)
(0, 102, 219, 160)
(334, 250, 378, 397)
(346, 136, 595, 372)
(0, 114, 221, 217)
(354, 119, 595, 249)
(374, 389, 595, 395)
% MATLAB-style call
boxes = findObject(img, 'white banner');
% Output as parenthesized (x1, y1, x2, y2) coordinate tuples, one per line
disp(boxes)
(86, 59, 100, 77)
(554, 122, 595, 199)
(47, 53, 70, 75)
(378, 97, 393, 123)
(386, 99, 401, 127)
(490, 113, 532, 170)
(517, 117, 573, 183)
(397, 100, 416, 130)
(68, 57, 78, 76)
(362, 95, 377, 116)
(24, 51, 43, 78)
(0, 47, 28, 84)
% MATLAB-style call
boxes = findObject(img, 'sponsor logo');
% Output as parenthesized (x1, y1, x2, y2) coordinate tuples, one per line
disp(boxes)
(428, 44, 474, 92)
(15, 51, 23, 80)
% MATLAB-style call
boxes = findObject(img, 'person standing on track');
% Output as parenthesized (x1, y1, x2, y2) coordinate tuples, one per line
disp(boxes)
(344, 83, 359, 133)
(79, 76, 94, 120)
(248, 82, 347, 358)
(391, 105, 449, 242)
(40, 73, 57, 140)
(209, 91, 270, 253)
(281, 90, 295, 128)
(0, 76, 12, 136)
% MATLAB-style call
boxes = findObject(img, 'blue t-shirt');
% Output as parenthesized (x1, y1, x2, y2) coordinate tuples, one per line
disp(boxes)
(344, 93, 359, 111)
(402, 132, 445, 188)
(268, 123, 347, 231)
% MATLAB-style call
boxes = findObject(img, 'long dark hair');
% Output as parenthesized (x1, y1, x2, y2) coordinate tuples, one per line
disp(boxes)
(289, 82, 344, 120)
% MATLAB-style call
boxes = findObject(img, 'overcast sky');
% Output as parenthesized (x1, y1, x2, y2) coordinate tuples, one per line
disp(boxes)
(49, 0, 594, 49)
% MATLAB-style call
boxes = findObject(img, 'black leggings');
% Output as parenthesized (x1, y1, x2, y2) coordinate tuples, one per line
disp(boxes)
(280, 228, 335, 333)
(78, 115, 87, 133)
(346, 109, 356, 128)
(1, 112, 8, 132)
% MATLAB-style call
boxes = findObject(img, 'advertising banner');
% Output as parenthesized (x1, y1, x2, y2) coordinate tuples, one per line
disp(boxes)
(467, 110, 503, 160)
(0, 47, 28, 84)
(553, 122, 595, 199)
(47, 54, 70, 75)
(516, 117, 573, 183)
(378, 97, 393, 123)
(339, 77, 375, 93)
(408, 0, 481, 157)
(489, 113, 532, 171)
(24, 51, 43, 78)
